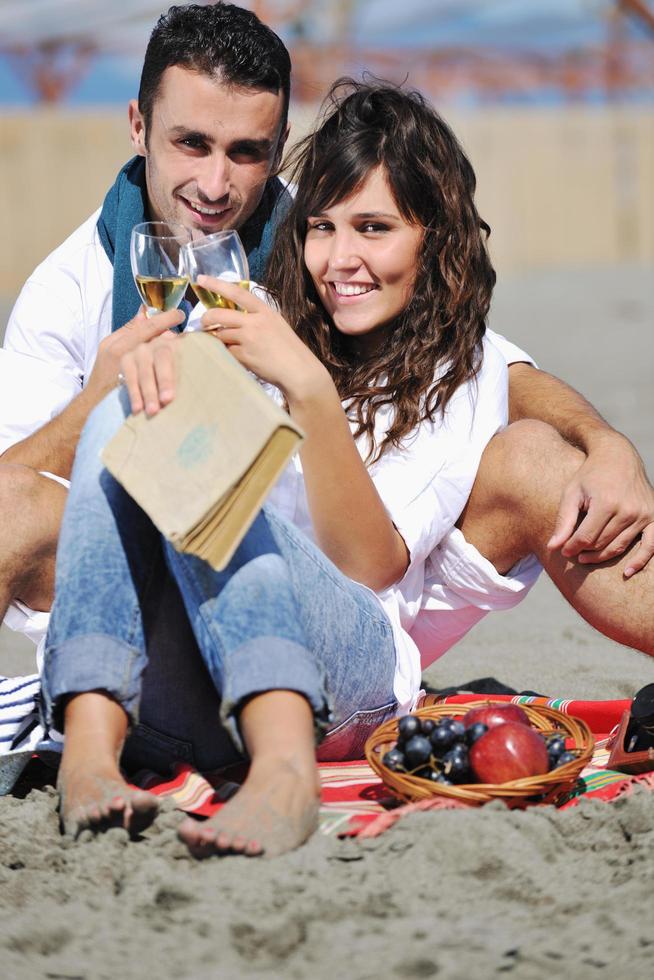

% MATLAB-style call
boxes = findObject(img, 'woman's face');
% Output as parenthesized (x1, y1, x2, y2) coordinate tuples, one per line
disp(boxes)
(303, 167, 423, 353)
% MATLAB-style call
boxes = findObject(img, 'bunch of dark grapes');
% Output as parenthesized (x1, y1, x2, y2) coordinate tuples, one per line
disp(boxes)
(545, 734, 576, 769)
(382, 713, 488, 785)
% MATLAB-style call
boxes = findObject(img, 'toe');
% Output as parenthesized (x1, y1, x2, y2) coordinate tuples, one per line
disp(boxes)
(199, 823, 219, 845)
(103, 795, 127, 820)
(126, 791, 159, 836)
(177, 816, 207, 850)
(214, 829, 234, 852)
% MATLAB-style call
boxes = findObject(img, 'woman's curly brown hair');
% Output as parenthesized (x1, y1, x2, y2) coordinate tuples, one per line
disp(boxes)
(265, 78, 496, 462)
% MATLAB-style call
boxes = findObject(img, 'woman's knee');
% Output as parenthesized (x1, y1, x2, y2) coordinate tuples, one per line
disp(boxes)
(486, 418, 569, 464)
(478, 420, 584, 509)
(458, 421, 583, 573)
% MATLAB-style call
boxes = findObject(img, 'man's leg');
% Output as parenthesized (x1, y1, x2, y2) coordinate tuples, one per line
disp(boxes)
(58, 691, 160, 837)
(458, 420, 653, 655)
(43, 389, 165, 836)
(0, 463, 67, 622)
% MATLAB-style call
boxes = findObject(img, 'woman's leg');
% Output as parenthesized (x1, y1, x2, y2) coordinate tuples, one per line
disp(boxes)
(182, 689, 320, 858)
(47, 392, 397, 850)
(43, 388, 165, 836)
(165, 506, 398, 857)
(458, 420, 653, 653)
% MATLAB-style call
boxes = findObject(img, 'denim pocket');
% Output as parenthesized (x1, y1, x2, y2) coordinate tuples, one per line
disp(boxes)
(316, 700, 398, 762)
(121, 722, 195, 776)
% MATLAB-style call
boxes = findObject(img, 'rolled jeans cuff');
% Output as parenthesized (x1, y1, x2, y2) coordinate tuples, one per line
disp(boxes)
(219, 637, 332, 754)
(41, 635, 148, 731)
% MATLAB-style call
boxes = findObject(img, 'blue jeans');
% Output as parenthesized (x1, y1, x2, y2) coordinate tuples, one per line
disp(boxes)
(42, 388, 398, 773)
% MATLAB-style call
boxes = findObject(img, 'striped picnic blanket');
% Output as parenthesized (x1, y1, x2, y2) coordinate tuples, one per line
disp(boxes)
(0, 673, 62, 795)
(2, 687, 652, 833)
(132, 695, 654, 838)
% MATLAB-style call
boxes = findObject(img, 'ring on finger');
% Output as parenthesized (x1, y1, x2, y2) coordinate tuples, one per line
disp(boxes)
(117, 371, 126, 386)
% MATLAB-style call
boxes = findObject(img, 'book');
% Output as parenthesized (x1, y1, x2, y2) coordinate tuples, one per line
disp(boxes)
(101, 330, 303, 570)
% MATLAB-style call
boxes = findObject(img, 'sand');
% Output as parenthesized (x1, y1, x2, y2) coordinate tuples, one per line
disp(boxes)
(1, 265, 653, 979)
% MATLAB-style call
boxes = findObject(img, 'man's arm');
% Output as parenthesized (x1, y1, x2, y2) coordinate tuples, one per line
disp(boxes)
(1, 307, 184, 480)
(508, 361, 654, 576)
(1, 388, 97, 479)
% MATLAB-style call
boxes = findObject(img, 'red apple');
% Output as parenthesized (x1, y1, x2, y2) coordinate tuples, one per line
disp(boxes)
(469, 721, 549, 783)
(464, 703, 531, 731)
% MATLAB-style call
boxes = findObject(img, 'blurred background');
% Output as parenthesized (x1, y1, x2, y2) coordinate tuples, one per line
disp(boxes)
(1, 1, 653, 292)
(1, 1, 653, 692)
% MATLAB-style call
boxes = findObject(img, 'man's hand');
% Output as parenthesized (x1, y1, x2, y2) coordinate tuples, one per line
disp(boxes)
(507, 363, 654, 578)
(548, 431, 654, 577)
(83, 306, 184, 406)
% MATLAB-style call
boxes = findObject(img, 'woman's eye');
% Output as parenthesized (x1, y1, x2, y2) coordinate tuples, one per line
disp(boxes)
(361, 223, 389, 233)
(307, 221, 331, 233)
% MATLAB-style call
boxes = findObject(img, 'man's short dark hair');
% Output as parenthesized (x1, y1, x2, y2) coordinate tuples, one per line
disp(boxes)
(138, 3, 291, 133)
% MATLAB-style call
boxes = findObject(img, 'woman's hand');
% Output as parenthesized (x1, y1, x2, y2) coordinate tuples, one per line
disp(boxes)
(199, 276, 330, 402)
(119, 327, 181, 417)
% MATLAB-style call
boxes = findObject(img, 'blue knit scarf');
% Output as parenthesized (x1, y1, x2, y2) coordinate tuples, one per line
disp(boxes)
(96, 156, 291, 332)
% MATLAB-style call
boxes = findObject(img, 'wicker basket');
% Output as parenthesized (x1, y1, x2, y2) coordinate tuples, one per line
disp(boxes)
(364, 701, 594, 808)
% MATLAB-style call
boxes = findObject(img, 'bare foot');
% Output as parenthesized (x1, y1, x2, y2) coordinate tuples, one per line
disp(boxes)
(58, 762, 160, 839)
(177, 757, 321, 858)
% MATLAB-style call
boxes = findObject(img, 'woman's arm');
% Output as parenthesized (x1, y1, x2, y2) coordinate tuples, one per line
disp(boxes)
(199, 279, 409, 590)
(286, 376, 409, 590)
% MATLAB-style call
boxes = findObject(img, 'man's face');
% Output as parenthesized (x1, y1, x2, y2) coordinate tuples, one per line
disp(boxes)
(129, 66, 288, 234)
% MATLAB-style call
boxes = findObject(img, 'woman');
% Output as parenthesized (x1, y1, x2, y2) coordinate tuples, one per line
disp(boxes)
(42, 79, 508, 857)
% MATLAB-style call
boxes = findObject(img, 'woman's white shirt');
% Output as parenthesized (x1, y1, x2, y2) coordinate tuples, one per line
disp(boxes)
(265, 336, 509, 711)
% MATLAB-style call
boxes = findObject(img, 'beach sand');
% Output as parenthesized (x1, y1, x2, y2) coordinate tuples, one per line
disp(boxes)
(1, 265, 653, 978)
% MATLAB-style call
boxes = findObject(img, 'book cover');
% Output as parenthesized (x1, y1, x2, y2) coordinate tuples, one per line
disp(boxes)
(102, 331, 303, 569)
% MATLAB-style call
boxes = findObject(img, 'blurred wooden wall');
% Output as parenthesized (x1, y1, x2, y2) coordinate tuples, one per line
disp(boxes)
(0, 103, 652, 298)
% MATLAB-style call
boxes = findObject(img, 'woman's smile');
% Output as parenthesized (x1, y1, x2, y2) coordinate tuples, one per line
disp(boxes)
(329, 281, 379, 299)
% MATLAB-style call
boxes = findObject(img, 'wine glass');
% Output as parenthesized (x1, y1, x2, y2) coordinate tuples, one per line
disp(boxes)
(130, 221, 191, 316)
(182, 230, 250, 310)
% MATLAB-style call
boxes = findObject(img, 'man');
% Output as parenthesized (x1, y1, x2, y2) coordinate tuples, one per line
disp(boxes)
(0, 1, 652, 668)
(0, 2, 291, 651)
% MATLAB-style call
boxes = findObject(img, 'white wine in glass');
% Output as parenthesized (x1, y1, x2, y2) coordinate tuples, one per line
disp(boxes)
(182, 230, 250, 311)
(130, 221, 191, 316)
(134, 275, 189, 311)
